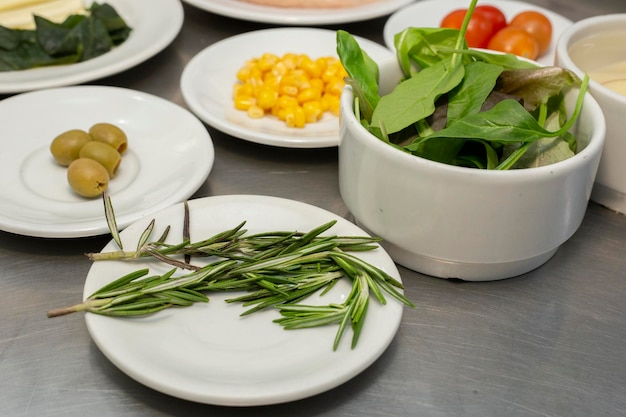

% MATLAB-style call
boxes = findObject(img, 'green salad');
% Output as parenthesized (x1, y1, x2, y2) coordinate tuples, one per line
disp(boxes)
(0, 2, 131, 72)
(336, 0, 589, 170)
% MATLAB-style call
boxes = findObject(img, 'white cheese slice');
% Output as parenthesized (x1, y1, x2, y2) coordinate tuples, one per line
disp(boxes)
(0, 0, 54, 13)
(0, 0, 85, 29)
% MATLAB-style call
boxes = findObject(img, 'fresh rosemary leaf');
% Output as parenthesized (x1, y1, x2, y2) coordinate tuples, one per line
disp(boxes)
(87, 268, 149, 298)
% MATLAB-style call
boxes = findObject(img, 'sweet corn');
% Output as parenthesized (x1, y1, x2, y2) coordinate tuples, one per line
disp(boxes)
(233, 52, 347, 128)
(285, 105, 306, 128)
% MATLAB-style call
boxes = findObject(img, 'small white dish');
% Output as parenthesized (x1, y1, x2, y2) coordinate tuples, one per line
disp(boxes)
(84, 194, 405, 406)
(182, 0, 415, 25)
(383, 0, 573, 66)
(181, 27, 392, 148)
(0, 86, 214, 238)
(556, 14, 626, 214)
(0, 0, 184, 94)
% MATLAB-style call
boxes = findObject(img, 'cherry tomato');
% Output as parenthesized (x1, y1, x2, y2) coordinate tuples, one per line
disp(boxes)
(440, 9, 495, 49)
(474, 5, 507, 34)
(487, 27, 539, 60)
(509, 11, 552, 56)
(440, 9, 466, 29)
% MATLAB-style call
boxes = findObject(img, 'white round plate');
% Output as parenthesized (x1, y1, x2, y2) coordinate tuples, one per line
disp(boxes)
(0, 0, 183, 94)
(383, 0, 573, 66)
(83, 195, 405, 406)
(182, 0, 415, 25)
(180, 27, 392, 148)
(0, 86, 214, 238)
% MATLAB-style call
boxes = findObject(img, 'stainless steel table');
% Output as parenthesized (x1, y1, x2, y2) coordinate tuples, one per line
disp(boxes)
(2, 1, 626, 416)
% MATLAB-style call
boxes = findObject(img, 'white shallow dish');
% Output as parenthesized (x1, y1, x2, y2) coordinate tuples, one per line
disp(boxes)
(0, 0, 184, 94)
(83, 194, 405, 406)
(0, 86, 214, 238)
(182, 0, 415, 25)
(383, 0, 573, 66)
(181, 27, 392, 148)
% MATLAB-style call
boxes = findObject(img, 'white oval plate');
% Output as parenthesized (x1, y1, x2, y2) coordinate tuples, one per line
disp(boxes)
(83, 195, 405, 406)
(180, 27, 392, 148)
(0, 86, 214, 238)
(383, 0, 573, 66)
(0, 0, 183, 94)
(182, 0, 415, 25)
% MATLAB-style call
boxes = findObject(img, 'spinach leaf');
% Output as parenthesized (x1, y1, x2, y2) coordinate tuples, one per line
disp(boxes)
(371, 55, 465, 134)
(336, 30, 380, 120)
(447, 61, 503, 122)
(443, 47, 538, 70)
(393, 27, 460, 75)
(406, 99, 564, 147)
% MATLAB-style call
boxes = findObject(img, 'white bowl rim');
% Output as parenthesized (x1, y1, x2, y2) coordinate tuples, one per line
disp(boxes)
(340, 58, 606, 181)
(556, 13, 626, 106)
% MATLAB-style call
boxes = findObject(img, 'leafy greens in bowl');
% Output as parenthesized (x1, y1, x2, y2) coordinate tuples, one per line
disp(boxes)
(336, 0, 587, 170)
(335, 0, 606, 280)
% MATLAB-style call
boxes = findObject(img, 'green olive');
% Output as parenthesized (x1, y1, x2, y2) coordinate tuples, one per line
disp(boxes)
(67, 158, 110, 198)
(89, 123, 128, 154)
(78, 141, 122, 177)
(50, 129, 92, 166)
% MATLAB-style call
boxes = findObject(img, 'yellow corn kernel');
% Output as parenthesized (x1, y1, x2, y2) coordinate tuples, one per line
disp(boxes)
(303, 101, 323, 123)
(323, 93, 341, 116)
(281, 53, 298, 69)
(247, 105, 265, 119)
(324, 76, 345, 96)
(233, 82, 254, 98)
(297, 87, 321, 104)
(309, 78, 324, 92)
(256, 86, 278, 110)
(278, 84, 298, 97)
(258, 53, 279, 71)
(276, 95, 299, 109)
(319, 95, 331, 113)
(236, 64, 254, 82)
(234, 95, 255, 111)
(284, 105, 306, 128)
(299, 56, 322, 78)
(315, 56, 330, 72)
(274, 107, 287, 120)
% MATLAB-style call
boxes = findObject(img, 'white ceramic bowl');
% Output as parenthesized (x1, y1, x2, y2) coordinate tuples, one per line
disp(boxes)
(338, 55, 606, 281)
(556, 14, 626, 215)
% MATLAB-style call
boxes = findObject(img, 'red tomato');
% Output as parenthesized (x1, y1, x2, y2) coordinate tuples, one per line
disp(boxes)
(440, 8, 466, 30)
(474, 5, 507, 34)
(487, 27, 539, 60)
(440, 9, 495, 49)
(509, 11, 553, 56)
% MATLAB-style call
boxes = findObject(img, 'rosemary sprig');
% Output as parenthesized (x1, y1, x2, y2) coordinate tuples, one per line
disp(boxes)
(48, 196, 414, 350)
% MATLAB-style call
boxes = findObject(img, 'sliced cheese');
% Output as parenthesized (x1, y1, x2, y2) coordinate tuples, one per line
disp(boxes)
(0, 0, 85, 29)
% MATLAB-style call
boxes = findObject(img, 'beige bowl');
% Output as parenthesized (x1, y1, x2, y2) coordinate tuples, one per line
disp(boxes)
(338, 55, 605, 281)
(556, 14, 626, 214)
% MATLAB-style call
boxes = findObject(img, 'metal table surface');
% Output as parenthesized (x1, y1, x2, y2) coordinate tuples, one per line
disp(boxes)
(2, 1, 625, 416)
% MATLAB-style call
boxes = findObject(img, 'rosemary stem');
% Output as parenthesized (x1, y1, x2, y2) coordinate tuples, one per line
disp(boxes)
(47, 298, 111, 318)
